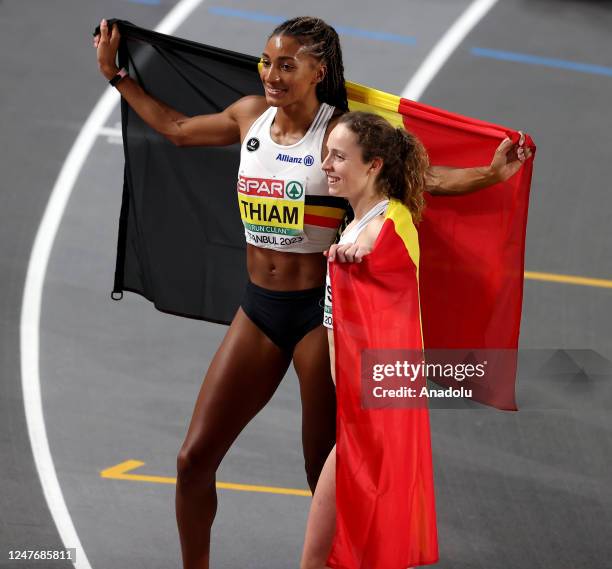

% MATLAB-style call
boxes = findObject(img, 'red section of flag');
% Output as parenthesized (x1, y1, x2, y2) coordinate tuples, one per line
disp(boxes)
(328, 98, 534, 566)
(399, 98, 534, 411)
(328, 214, 438, 569)
(398, 97, 534, 353)
(304, 213, 342, 228)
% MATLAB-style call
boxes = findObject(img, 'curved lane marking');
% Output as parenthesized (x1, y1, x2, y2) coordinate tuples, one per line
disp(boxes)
(19, 1, 204, 568)
(401, 0, 500, 101)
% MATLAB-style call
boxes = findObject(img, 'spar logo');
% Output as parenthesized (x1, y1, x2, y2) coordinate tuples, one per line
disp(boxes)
(237, 176, 284, 197)
(286, 181, 304, 200)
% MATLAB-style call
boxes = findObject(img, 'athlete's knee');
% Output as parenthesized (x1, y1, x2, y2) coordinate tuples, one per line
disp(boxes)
(176, 438, 220, 487)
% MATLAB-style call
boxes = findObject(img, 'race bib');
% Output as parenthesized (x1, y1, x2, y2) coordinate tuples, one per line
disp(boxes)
(237, 175, 307, 245)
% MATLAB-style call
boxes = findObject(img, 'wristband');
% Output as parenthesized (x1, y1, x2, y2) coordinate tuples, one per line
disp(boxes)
(109, 68, 128, 87)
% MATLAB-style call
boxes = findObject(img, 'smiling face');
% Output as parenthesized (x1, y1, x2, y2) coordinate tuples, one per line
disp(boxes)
(322, 124, 382, 200)
(260, 35, 326, 107)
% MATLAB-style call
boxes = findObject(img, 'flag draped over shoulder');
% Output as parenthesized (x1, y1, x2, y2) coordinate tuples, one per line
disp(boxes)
(102, 19, 534, 569)
(329, 200, 438, 568)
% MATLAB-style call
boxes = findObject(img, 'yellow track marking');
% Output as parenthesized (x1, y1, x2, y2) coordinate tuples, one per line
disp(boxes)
(100, 460, 175, 484)
(100, 460, 311, 497)
(525, 271, 612, 289)
(215, 482, 311, 496)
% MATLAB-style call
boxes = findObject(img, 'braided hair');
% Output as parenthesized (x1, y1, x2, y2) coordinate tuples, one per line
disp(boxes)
(270, 17, 349, 112)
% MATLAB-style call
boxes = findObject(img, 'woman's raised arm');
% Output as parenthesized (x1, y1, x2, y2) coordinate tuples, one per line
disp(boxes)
(94, 19, 266, 147)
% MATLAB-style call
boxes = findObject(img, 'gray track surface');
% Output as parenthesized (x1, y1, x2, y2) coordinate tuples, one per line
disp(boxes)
(1, 1, 611, 568)
(0, 1, 178, 566)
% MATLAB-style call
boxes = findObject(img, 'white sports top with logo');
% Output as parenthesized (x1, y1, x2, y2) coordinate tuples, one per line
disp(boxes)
(323, 199, 389, 329)
(237, 102, 346, 253)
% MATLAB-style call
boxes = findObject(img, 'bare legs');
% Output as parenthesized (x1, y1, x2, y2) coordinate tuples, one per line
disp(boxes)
(293, 325, 337, 490)
(175, 312, 336, 569)
(300, 445, 336, 569)
(300, 329, 414, 569)
(300, 328, 337, 569)
(175, 309, 291, 569)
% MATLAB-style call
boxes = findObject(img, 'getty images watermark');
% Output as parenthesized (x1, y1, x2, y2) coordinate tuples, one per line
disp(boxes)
(371, 359, 485, 397)
(361, 349, 519, 410)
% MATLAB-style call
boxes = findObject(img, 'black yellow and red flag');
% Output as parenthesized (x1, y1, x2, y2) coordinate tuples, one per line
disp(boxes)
(97, 19, 534, 569)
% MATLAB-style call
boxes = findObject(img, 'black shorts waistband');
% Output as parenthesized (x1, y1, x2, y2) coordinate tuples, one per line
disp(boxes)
(246, 280, 325, 300)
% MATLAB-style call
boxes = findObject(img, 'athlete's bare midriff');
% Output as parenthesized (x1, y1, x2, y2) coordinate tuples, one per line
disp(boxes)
(239, 101, 342, 291)
(246, 244, 327, 290)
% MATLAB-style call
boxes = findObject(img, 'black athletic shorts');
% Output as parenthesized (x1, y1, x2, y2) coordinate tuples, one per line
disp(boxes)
(240, 281, 325, 353)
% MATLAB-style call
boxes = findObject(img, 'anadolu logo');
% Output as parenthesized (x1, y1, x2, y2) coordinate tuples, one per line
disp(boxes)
(286, 181, 304, 200)
(304, 155, 315, 167)
(246, 137, 260, 152)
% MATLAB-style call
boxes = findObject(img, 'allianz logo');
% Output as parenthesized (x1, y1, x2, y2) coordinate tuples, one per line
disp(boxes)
(276, 153, 315, 167)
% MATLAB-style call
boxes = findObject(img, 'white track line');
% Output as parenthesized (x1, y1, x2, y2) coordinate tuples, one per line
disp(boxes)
(19, 1, 204, 568)
(97, 126, 122, 137)
(401, 0, 500, 101)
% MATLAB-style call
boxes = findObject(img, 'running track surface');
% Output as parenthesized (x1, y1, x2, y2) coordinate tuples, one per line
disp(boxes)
(1, 1, 611, 568)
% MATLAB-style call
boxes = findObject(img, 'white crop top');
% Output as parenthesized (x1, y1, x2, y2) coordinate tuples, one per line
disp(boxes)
(323, 199, 389, 329)
(237, 103, 347, 253)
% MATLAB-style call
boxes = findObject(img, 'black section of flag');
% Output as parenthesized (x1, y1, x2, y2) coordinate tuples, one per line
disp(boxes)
(304, 195, 348, 209)
(107, 20, 264, 324)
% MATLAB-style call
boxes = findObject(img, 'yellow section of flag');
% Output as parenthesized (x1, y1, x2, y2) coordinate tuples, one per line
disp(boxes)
(346, 81, 404, 128)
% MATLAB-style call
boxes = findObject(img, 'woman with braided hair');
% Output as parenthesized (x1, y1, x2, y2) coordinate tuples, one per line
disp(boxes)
(94, 15, 529, 569)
